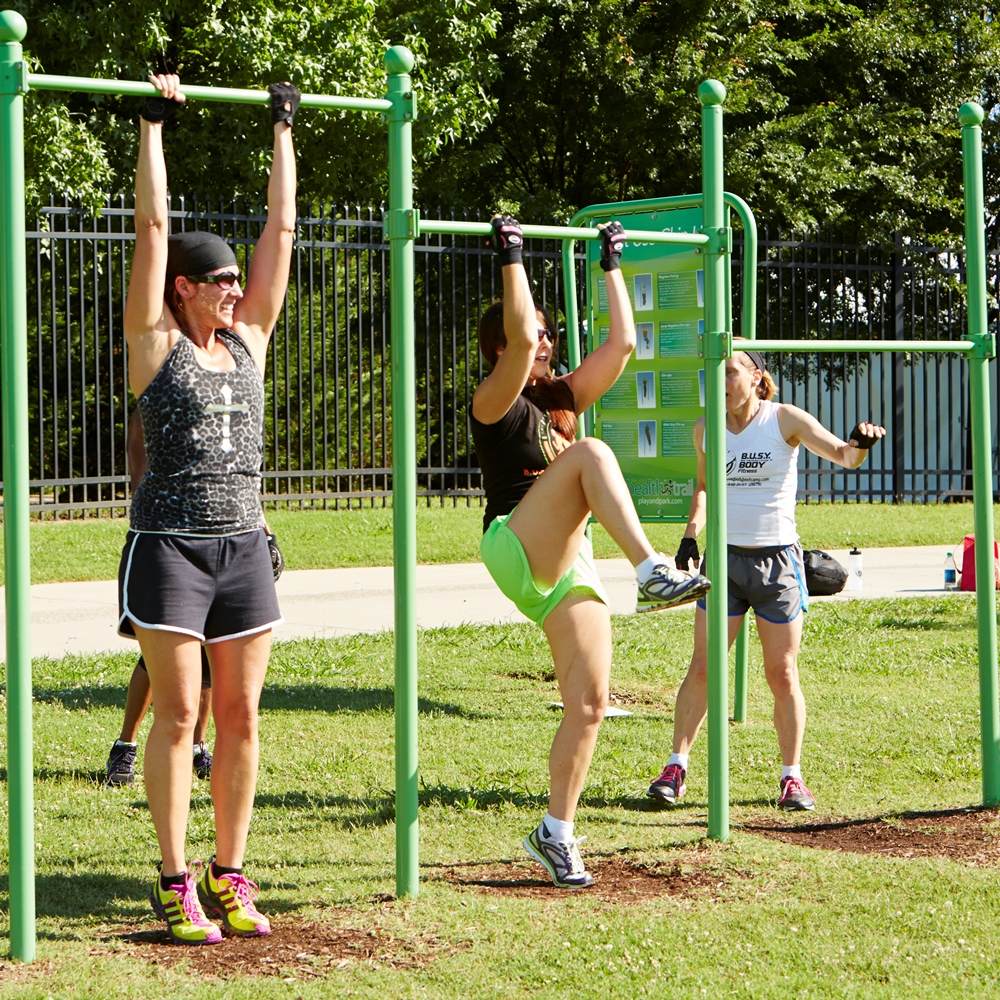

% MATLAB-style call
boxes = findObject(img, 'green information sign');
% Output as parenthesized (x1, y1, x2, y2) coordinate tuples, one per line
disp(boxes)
(587, 207, 705, 522)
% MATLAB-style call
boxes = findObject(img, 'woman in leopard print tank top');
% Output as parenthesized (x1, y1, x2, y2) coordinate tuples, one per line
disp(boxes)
(118, 72, 299, 944)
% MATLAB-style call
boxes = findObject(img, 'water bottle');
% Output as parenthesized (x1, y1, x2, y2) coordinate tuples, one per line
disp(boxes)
(944, 551, 959, 590)
(847, 547, 863, 591)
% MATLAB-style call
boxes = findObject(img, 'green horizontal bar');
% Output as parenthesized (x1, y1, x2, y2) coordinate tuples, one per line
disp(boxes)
(750, 339, 975, 355)
(420, 218, 710, 246)
(26, 74, 392, 113)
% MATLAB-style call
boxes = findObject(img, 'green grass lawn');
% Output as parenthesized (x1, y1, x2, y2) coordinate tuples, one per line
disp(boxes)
(3, 596, 999, 996)
(7, 501, 997, 584)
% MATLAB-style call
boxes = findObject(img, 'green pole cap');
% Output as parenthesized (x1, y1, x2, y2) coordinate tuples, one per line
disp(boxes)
(384, 45, 415, 76)
(0, 9, 27, 42)
(698, 79, 726, 107)
(958, 102, 984, 127)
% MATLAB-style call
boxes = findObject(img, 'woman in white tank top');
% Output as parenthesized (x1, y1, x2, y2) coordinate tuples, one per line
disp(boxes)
(647, 342, 884, 813)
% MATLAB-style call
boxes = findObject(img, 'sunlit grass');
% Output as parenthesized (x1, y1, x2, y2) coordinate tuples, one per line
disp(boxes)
(3, 597, 999, 996)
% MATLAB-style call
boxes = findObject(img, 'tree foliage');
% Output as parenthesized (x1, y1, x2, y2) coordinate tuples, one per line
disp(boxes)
(419, 0, 1000, 242)
(14, 0, 500, 205)
(12, 0, 1000, 240)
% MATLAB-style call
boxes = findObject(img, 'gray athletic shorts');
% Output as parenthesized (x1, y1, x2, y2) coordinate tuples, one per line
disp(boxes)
(697, 542, 808, 623)
(118, 529, 283, 643)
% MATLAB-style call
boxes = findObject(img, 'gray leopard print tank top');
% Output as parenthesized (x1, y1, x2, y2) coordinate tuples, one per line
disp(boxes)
(130, 329, 265, 535)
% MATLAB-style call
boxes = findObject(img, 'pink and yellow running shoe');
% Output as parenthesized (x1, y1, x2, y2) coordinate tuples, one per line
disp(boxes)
(198, 859, 271, 937)
(150, 863, 222, 945)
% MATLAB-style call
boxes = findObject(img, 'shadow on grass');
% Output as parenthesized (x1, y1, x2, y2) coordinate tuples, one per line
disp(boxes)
(32, 684, 486, 719)
(740, 803, 994, 833)
(609, 793, 773, 812)
(868, 614, 964, 632)
(252, 783, 552, 826)
(0, 872, 321, 927)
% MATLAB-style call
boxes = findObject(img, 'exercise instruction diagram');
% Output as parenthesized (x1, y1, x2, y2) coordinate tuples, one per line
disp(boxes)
(587, 206, 705, 522)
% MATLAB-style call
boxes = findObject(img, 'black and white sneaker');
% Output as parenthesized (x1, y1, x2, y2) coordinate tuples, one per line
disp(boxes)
(636, 565, 711, 612)
(523, 822, 594, 888)
(105, 741, 137, 786)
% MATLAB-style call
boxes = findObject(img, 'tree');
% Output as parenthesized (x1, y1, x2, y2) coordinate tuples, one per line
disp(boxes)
(15, 0, 500, 204)
(417, 0, 1000, 243)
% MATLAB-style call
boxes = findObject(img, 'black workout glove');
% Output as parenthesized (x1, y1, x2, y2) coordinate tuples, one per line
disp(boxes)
(269, 82, 302, 127)
(487, 214, 524, 266)
(599, 221, 626, 272)
(847, 423, 879, 449)
(675, 537, 700, 572)
(266, 532, 285, 581)
(140, 93, 182, 124)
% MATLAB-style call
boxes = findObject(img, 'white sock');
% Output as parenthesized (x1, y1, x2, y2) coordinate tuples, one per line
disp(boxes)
(192, 745, 201, 755)
(781, 765, 802, 780)
(668, 752, 689, 771)
(114, 739, 137, 748)
(634, 553, 666, 584)
(542, 812, 574, 843)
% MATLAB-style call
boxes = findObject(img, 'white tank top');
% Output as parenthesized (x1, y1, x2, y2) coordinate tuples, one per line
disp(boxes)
(704, 399, 799, 546)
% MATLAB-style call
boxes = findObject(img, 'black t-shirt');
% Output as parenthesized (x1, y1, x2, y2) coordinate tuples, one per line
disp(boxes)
(470, 389, 574, 532)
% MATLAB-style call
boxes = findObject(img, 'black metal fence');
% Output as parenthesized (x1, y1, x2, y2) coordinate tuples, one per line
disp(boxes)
(10, 198, 1000, 517)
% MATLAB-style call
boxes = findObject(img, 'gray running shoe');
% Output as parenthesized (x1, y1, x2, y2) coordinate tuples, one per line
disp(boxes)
(647, 762, 687, 804)
(105, 741, 136, 786)
(523, 822, 594, 888)
(636, 565, 711, 612)
(778, 775, 815, 811)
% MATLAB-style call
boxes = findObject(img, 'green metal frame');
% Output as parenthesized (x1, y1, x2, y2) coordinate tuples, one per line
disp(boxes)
(1, 5, 996, 962)
(0, 10, 411, 961)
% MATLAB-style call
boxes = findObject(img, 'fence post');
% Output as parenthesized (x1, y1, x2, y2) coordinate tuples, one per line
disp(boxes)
(0, 7, 35, 963)
(891, 234, 905, 501)
(384, 45, 420, 897)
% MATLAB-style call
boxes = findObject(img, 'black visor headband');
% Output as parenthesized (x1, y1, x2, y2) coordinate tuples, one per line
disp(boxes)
(738, 348, 767, 375)
(166, 231, 238, 285)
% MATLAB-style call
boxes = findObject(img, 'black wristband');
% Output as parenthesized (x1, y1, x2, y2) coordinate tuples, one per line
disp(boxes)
(487, 215, 523, 266)
(268, 82, 301, 127)
(599, 221, 625, 272)
(140, 94, 182, 124)
(847, 423, 879, 449)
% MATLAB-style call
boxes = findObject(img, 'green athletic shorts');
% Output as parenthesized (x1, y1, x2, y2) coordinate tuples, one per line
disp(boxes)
(480, 511, 609, 625)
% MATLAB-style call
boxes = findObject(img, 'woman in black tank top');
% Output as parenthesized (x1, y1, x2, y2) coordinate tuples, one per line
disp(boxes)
(471, 216, 710, 888)
(119, 72, 300, 943)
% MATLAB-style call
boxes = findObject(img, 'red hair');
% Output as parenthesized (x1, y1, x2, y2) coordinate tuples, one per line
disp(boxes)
(478, 301, 577, 441)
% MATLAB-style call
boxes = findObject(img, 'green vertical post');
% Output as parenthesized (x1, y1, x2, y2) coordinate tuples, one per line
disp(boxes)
(384, 46, 420, 897)
(699, 79, 730, 842)
(958, 101, 1000, 806)
(0, 8, 35, 962)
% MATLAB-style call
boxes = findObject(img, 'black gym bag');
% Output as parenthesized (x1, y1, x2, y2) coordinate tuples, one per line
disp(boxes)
(803, 549, 848, 596)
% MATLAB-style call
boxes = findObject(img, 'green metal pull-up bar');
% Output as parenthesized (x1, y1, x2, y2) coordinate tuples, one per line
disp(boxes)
(26, 74, 393, 113)
(418, 217, 711, 246)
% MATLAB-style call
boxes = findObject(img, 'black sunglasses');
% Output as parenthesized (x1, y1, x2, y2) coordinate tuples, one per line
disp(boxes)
(537, 327, 556, 342)
(187, 271, 241, 290)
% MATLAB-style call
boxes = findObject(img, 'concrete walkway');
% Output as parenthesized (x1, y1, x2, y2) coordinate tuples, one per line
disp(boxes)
(0, 545, 966, 661)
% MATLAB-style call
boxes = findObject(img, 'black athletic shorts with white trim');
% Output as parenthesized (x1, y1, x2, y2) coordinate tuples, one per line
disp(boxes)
(696, 541, 808, 624)
(118, 529, 283, 643)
